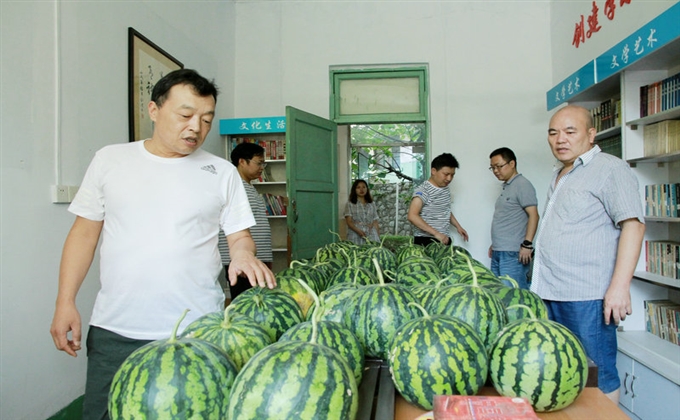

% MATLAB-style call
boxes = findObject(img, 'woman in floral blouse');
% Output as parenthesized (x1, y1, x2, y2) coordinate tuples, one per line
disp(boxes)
(344, 179, 380, 245)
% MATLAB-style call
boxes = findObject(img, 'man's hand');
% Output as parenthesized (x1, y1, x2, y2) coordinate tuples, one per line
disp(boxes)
(519, 247, 532, 265)
(456, 226, 469, 242)
(434, 232, 450, 245)
(50, 302, 82, 357)
(603, 284, 631, 325)
(228, 251, 276, 289)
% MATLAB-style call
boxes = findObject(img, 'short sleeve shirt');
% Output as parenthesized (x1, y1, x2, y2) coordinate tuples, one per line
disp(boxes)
(531, 146, 644, 301)
(412, 180, 451, 238)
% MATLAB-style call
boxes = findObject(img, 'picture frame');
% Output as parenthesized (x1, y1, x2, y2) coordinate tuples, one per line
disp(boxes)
(128, 27, 183, 142)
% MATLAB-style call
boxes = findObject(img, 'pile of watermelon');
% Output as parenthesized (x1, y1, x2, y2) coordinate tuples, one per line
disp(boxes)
(107, 237, 588, 418)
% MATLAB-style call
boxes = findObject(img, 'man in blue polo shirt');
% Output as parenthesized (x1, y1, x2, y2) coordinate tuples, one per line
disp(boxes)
(531, 105, 645, 404)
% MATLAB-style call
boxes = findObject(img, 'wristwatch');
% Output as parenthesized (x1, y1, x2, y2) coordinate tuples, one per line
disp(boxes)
(521, 240, 533, 249)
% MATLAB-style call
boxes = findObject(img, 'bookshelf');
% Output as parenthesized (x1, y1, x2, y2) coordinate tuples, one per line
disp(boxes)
(548, 4, 680, 418)
(220, 116, 290, 274)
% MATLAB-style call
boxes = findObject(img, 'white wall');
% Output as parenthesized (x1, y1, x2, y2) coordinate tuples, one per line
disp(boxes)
(233, 1, 556, 262)
(550, 0, 677, 83)
(0, 1, 234, 418)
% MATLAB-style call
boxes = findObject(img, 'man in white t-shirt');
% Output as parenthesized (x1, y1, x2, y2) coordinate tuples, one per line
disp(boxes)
(408, 153, 468, 246)
(49, 69, 276, 420)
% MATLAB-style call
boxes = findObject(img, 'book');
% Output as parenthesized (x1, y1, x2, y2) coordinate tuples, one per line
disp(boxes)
(432, 395, 539, 420)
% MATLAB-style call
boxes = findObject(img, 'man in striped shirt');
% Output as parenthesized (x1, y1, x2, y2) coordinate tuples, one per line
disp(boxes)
(531, 105, 645, 403)
(218, 142, 273, 300)
(408, 153, 469, 246)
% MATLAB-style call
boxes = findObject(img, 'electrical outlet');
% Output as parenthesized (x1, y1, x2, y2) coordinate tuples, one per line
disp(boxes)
(51, 185, 71, 203)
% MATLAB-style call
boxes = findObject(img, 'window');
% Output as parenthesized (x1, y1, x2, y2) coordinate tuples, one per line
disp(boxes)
(331, 66, 429, 236)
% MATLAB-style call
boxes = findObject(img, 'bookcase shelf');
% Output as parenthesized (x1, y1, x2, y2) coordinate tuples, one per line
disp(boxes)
(644, 216, 680, 223)
(627, 105, 680, 128)
(628, 150, 680, 164)
(617, 331, 680, 386)
(220, 117, 289, 273)
(595, 125, 622, 141)
(634, 271, 680, 290)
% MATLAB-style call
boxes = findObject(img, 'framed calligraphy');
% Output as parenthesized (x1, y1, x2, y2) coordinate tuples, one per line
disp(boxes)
(128, 28, 183, 142)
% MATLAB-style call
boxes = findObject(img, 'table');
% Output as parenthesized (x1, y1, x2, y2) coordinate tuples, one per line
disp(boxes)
(394, 388, 630, 420)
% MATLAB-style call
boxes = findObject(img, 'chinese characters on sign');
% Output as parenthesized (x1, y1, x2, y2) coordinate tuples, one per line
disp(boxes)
(546, 62, 596, 110)
(219, 117, 286, 136)
(573, 0, 632, 48)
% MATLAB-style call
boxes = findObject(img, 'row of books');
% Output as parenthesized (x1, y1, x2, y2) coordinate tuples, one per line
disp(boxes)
(643, 119, 680, 157)
(254, 167, 274, 183)
(261, 193, 287, 216)
(595, 134, 622, 158)
(645, 240, 680, 280)
(590, 98, 621, 132)
(644, 299, 680, 347)
(644, 183, 680, 218)
(639, 72, 680, 118)
(232, 137, 286, 160)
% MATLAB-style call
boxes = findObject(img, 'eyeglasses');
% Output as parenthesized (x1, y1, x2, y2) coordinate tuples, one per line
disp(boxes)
(488, 162, 509, 171)
(249, 160, 267, 168)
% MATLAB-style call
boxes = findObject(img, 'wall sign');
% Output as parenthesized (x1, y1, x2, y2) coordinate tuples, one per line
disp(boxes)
(219, 116, 286, 135)
(595, 1, 680, 81)
(546, 61, 596, 111)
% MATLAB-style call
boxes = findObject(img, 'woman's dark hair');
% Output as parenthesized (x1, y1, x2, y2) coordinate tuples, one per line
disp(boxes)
(151, 69, 219, 107)
(349, 179, 373, 204)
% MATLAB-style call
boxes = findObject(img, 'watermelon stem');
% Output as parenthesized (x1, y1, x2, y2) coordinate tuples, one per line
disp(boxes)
(456, 250, 478, 287)
(407, 301, 430, 318)
(500, 275, 519, 289)
(329, 229, 342, 242)
(222, 305, 234, 327)
(169, 309, 190, 343)
(296, 278, 321, 343)
(372, 258, 386, 286)
(506, 303, 536, 320)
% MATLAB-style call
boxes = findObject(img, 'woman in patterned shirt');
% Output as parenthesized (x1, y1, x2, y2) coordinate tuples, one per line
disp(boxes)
(344, 179, 380, 245)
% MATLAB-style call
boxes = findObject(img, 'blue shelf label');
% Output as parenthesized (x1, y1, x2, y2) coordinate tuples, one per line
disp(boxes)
(546, 61, 596, 110)
(219, 116, 286, 135)
(596, 2, 680, 82)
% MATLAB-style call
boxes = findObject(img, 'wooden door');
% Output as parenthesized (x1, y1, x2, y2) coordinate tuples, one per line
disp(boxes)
(286, 106, 338, 260)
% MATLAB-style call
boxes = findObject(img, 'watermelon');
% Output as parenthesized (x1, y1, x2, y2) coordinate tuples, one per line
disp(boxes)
(388, 303, 489, 410)
(427, 252, 506, 350)
(343, 259, 420, 359)
(489, 306, 588, 412)
(181, 306, 271, 371)
(396, 243, 427, 265)
(494, 282, 549, 323)
(109, 309, 237, 419)
(280, 280, 365, 384)
(229, 287, 303, 341)
(396, 256, 441, 286)
(326, 265, 376, 289)
(227, 294, 359, 420)
(306, 283, 359, 323)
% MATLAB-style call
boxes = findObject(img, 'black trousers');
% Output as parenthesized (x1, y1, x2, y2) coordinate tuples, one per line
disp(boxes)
(83, 326, 152, 420)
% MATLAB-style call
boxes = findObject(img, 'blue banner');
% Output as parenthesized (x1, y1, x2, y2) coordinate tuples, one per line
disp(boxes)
(546, 61, 596, 110)
(596, 2, 680, 82)
(219, 116, 286, 135)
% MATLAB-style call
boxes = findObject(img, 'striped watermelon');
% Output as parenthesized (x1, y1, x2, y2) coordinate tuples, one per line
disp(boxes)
(227, 294, 359, 420)
(327, 265, 376, 289)
(427, 252, 506, 350)
(362, 244, 397, 274)
(489, 308, 588, 412)
(342, 259, 420, 359)
(109, 310, 237, 419)
(494, 284, 549, 323)
(388, 304, 489, 410)
(280, 279, 365, 384)
(396, 256, 441, 286)
(396, 243, 427, 265)
(181, 306, 271, 371)
(306, 283, 359, 323)
(229, 287, 303, 341)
